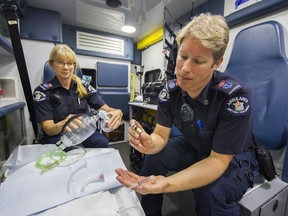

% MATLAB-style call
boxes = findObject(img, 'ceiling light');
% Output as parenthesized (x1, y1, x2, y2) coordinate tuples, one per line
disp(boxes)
(106, 0, 122, 8)
(121, 25, 136, 33)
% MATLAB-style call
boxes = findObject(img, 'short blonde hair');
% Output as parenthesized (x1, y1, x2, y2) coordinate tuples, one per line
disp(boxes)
(176, 13, 229, 62)
(49, 44, 87, 98)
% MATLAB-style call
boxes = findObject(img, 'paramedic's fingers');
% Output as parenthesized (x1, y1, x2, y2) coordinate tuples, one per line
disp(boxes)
(129, 119, 145, 137)
(74, 115, 86, 128)
(64, 114, 79, 130)
(58, 114, 77, 132)
(137, 175, 168, 195)
(115, 168, 153, 189)
(108, 109, 123, 129)
(115, 168, 168, 195)
(128, 120, 150, 148)
(65, 126, 72, 133)
(70, 116, 85, 129)
(129, 135, 151, 154)
(115, 168, 141, 185)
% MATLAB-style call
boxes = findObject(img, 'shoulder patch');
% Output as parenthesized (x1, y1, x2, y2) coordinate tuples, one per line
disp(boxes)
(82, 75, 92, 86)
(87, 85, 97, 93)
(159, 88, 169, 102)
(167, 80, 176, 90)
(216, 80, 241, 95)
(33, 90, 47, 101)
(225, 96, 250, 116)
(167, 79, 180, 91)
(159, 79, 180, 102)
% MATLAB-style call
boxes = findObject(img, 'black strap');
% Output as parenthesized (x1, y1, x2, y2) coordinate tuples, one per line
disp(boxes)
(59, 114, 82, 135)
(1, 0, 38, 136)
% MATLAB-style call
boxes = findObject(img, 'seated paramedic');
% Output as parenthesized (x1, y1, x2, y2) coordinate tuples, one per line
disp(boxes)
(116, 13, 259, 216)
(33, 44, 123, 148)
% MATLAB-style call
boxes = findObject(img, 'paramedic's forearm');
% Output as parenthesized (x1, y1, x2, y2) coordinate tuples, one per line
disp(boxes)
(144, 124, 170, 154)
(42, 118, 67, 136)
(163, 152, 233, 193)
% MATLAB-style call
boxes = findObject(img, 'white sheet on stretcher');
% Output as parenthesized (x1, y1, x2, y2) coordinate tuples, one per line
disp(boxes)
(0, 147, 143, 216)
(33, 186, 145, 216)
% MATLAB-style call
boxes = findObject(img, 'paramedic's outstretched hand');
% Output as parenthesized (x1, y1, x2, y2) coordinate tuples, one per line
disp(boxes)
(115, 168, 167, 195)
(128, 119, 152, 153)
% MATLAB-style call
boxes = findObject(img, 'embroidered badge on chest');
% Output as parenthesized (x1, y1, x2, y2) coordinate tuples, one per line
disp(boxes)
(226, 96, 250, 116)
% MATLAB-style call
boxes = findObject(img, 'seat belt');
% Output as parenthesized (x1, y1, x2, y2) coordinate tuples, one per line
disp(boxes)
(1, 0, 38, 136)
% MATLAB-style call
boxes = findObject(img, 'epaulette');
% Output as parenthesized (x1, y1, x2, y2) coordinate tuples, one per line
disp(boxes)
(212, 79, 242, 96)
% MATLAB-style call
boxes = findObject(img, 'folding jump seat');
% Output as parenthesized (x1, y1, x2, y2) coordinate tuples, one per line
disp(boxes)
(224, 21, 288, 216)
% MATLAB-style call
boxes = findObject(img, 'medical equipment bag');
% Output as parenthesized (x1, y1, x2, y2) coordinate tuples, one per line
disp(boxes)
(142, 81, 164, 105)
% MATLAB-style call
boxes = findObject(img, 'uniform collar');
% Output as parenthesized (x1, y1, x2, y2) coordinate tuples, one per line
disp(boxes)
(182, 77, 212, 105)
(49, 76, 77, 90)
(49, 76, 62, 89)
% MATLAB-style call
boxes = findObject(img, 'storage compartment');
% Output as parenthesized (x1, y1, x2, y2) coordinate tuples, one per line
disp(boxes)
(142, 81, 164, 105)
(260, 189, 288, 216)
(238, 177, 288, 216)
(142, 69, 164, 105)
(144, 69, 161, 82)
(0, 106, 27, 163)
(104, 124, 125, 143)
(0, 77, 17, 101)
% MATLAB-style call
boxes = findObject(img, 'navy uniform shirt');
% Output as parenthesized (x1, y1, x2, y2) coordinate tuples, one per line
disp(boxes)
(33, 76, 105, 142)
(157, 71, 252, 161)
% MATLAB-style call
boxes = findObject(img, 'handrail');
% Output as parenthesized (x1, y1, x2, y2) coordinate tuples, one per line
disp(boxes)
(130, 73, 135, 101)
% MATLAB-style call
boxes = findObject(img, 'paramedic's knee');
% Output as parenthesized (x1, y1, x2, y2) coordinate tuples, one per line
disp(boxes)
(194, 181, 240, 216)
(82, 131, 109, 148)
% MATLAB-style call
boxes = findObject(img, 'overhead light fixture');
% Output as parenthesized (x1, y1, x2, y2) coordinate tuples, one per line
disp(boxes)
(106, 0, 122, 8)
(121, 25, 136, 33)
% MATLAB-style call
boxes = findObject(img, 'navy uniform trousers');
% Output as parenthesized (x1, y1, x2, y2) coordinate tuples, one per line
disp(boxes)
(140, 136, 257, 216)
(81, 131, 109, 148)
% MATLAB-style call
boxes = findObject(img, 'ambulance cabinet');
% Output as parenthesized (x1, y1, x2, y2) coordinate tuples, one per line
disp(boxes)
(238, 177, 288, 216)
(0, 102, 27, 181)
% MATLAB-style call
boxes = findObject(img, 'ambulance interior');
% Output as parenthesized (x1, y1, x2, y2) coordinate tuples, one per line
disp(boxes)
(1, 0, 288, 215)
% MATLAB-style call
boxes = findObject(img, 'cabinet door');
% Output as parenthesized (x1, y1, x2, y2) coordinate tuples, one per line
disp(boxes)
(0, 108, 27, 162)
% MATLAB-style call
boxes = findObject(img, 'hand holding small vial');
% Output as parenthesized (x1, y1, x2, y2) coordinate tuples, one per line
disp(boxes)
(132, 124, 143, 134)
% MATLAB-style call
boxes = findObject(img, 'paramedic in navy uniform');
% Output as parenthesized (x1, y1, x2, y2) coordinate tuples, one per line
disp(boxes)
(33, 44, 123, 148)
(116, 13, 258, 216)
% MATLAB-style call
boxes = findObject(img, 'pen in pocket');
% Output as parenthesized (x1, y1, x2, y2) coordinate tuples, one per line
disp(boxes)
(197, 119, 203, 130)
